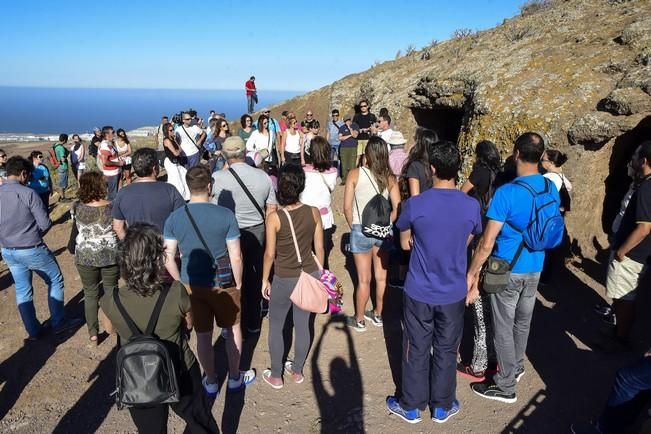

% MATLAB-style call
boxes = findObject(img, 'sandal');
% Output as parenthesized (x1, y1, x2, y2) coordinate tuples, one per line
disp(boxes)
(262, 369, 283, 389)
(284, 361, 304, 384)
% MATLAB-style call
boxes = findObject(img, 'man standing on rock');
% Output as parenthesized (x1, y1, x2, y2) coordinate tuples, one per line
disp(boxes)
(245, 76, 257, 114)
(0, 156, 82, 341)
(353, 99, 377, 166)
(211, 136, 278, 335)
(466, 132, 560, 403)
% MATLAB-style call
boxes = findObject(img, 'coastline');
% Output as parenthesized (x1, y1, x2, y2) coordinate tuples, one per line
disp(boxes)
(0, 126, 157, 143)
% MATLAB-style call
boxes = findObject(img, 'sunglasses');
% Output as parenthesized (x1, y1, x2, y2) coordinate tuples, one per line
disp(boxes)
(0, 154, 7, 158)
(307, 113, 313, 116)
(263, 122, 268, 125)
(36, 155, 43, 159)
(183, 117, 191, 121)
(221, 124, 228, 128)
(360, 105, 368, 108)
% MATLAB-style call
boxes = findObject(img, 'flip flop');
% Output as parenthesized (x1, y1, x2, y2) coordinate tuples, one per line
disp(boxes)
(263, 369, 283, 389)
(284, 361, 305, 384)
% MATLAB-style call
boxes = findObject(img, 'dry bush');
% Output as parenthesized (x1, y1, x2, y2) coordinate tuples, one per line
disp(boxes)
(395, 49, 402, 59)
(519, 0, 552, 16)
(504, 24, 535, 42)
(405, 44, 416, 56)
(452, 28, 476, 39)
(430, 38, 439, 47)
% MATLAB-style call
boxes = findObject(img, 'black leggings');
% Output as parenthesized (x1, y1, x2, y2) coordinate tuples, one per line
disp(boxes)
(128, 363, 219, 434)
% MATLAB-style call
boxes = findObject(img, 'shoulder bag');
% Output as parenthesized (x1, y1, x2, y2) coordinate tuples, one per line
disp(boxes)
(282, 208, 329, 314)
(181, 126, 204, 154)
(183, 205, 235, 288)
(228, 168, 265, 219)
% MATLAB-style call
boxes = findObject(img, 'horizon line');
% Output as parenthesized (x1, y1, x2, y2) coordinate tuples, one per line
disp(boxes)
(0, 85, 309, 93)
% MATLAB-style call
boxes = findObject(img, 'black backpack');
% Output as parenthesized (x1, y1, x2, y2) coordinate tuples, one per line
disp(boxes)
(355, 168, 392, 239)
(113, 286, 180, 410)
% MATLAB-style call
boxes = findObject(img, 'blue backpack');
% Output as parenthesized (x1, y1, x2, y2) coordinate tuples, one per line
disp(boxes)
(512, 178, 564, 252)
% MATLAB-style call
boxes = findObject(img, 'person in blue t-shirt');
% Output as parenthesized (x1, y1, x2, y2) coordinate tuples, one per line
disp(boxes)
(163, 165, 256, 397)
(28, 151, 52, 212)
(467, 132, 559, 404)
(386, 141, 482, 425)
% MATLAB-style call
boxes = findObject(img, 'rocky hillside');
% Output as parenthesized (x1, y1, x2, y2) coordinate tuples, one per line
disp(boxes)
(266, 0, 651, 258)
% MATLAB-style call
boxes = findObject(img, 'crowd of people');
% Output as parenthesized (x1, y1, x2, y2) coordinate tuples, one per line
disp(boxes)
(0, 99, 650, 433)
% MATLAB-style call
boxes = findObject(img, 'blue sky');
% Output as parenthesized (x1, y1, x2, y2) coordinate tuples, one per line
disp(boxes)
(1, 0, 523, 91)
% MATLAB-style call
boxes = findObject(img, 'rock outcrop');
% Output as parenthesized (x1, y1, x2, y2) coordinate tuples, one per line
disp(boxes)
(266, 0, 651, 258)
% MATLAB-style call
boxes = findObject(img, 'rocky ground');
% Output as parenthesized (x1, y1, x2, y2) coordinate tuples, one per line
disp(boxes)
(0, 183, 648, 434)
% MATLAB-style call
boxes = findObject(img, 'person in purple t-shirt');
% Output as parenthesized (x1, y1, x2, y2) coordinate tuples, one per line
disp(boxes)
(387, 141, 482, 425)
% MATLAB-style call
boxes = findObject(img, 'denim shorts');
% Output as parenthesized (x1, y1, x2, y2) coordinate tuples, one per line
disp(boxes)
(350, 224, 384, 253)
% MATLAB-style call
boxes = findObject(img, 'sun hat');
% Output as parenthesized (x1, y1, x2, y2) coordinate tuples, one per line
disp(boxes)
(386, 131, 407, 145)
(222, 136, 246, 153)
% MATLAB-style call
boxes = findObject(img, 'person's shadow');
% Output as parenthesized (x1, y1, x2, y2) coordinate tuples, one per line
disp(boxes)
(311, 318, 364, 433)
(0, 290, 86, 420)
(51, 347, 117, 433)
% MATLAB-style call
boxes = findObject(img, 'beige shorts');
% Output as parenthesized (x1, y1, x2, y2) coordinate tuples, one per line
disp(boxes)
(605, 253, 647, 301)
(357, 139, 369, 156)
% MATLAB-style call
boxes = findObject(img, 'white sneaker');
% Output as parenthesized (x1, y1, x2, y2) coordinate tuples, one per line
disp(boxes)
(227, 369, 256, 392)
(202, 377, 219, 398)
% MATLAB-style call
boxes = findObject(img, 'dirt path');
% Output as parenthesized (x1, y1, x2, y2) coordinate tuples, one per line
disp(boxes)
(0, 185, 643, 433)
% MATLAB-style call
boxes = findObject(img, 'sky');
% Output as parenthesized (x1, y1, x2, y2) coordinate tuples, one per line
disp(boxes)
(1, 0, 524, 92)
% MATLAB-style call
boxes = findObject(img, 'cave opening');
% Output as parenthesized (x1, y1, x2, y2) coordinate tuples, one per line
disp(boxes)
(602, 115, 651, 234)
(411, 107, 465, 143)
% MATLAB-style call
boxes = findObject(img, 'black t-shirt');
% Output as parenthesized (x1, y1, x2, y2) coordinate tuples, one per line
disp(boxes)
(405, 160, 432, 193)
(112, 181, 185, 232)
(614, 176, 651, 264)
(353, 113, 377, 140)
(468, 165, 492, 198)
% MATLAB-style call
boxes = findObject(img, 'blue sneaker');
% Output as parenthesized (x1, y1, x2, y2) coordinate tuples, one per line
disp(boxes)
(432, 399, 460, 423)
(386, 396, 421, 424)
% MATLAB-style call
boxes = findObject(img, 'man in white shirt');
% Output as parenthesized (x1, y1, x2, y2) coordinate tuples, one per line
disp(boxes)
(175, 112, 206, 169)
(379, 114, 394, 151)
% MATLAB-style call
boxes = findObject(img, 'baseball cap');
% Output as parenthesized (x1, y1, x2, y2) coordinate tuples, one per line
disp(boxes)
(222, 136, 246, 153)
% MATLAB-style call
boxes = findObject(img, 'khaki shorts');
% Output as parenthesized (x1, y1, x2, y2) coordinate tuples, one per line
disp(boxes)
(189, 286, 241, 333)
(357, 139, 369, 156)
(605, 253, 647, 301)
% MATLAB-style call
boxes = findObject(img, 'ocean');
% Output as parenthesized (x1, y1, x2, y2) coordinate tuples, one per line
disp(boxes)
(0, 87, 301, 136)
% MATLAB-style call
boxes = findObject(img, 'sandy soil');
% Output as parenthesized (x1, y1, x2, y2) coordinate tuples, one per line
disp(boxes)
(0, 183, 646, 434)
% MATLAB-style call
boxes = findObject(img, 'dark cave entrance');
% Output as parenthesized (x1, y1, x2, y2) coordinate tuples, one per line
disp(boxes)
(411, 107, 465, 143)
(602, 115, 651, 234)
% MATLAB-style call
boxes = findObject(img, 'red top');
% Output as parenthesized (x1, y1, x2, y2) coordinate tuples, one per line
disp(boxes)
(245, 79, 256, 96)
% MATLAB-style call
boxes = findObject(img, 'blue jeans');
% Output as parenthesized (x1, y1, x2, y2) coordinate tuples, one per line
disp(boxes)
(600, 357, 651, 433)
(2, 244, 65, 337)
(247, 95, 255, 114)
(349, 224, 385, 253)
(57, 165, 68, 190)
(490, 272, 540, 394)
(105, 174, 119, 201)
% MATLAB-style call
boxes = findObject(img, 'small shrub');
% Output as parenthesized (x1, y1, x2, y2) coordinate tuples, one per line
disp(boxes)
(430, 38, 439, 47)
(452, 28, 475, 40)
(504, 24, 534, 42)
(519, 0, 552, 16)
(405, 44, 416, 56)
(395, 50, 402, 59)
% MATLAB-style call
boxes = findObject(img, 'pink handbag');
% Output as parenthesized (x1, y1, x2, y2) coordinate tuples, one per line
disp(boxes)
(282, 208, 329, 314)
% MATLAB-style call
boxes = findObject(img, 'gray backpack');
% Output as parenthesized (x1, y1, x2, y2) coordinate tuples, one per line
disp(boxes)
(113, 286, 180, 409)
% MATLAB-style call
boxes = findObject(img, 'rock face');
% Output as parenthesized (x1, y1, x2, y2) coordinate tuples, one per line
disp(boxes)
(267, 0, 651, 258)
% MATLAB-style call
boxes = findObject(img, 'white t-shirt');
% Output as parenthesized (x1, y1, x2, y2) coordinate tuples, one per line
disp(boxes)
(380, 128, 394, 152)
(544, 172, 572, 193)
(175, 125, 203, 157)
(98, 140, 120, 176)
(300, 165, 338, 229)
(246, 130, 273, 161)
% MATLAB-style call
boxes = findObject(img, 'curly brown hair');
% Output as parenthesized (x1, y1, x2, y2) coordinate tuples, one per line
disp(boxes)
(78, 171, 107, 203)
(117, 223, 166, 297)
